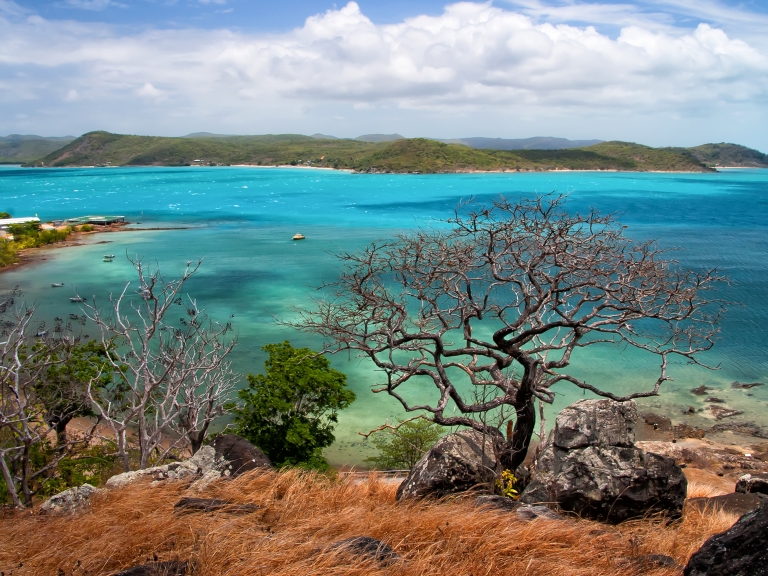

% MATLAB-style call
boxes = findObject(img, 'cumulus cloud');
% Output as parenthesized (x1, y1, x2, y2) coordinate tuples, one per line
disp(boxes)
(0, 1, 766, 140)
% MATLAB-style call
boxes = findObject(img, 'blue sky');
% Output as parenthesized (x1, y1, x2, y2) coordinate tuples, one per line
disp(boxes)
(2, 0, 768, 149)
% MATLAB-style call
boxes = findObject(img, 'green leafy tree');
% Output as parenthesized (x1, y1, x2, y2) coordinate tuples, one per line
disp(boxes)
(364, 419, 443, 470)
(233, 341, 356, 469)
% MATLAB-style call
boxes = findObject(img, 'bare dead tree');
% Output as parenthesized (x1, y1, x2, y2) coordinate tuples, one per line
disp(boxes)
(82, 257, 237, 471)
(0, 295, 94, 507)
(292, 195, 726, 471)
(173, 355, 238, 454)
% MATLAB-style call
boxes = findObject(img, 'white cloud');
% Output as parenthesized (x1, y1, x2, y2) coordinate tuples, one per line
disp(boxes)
(0, 1, 766, 145)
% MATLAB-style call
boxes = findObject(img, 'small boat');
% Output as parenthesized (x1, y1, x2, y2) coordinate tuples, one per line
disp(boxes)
(69, 313, 80, 320)
(104, 254, 115, 258)
(51, 283, 65, 287)
(70, 297, 85, 303)
(103, 258, 113, 262)
(292, 233, 306, 241)
(36, 330, 47, 337)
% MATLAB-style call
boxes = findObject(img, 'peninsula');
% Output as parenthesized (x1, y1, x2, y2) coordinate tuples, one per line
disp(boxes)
(22, 131, 768, 173)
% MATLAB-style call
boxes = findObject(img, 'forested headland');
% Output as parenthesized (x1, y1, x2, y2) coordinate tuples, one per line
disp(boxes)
(19, 130, 768, 172)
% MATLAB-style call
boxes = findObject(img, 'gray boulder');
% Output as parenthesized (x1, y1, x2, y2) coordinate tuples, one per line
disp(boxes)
(106, 445, 221, 488)
(684, 501, 768, 576)
(40, 483, 99, 514)
(520, 399, 687, 523)
(209, 434, 272, 477)
(736, 473, 768, 496)
(396, 429, 502, 500)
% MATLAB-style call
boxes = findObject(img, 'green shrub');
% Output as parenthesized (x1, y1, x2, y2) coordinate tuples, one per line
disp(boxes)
(79, 224, 95, 232)
(233, 341, 356, 470)
(364, 418, 443, 470)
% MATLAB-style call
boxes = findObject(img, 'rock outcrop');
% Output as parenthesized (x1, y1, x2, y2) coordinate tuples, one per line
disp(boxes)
(684, 501, 768, 576)
(736, 472, 768, 496)
(40, 483, 100, 514)
(520, 399, 687, 523)
(396, 430, 502, 500)
(209, 434, 272, 477)
(686, 492, 768, 517)
(106, 445, 221, 488)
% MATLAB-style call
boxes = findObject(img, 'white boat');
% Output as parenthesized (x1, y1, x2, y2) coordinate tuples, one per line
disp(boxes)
(36, 330, 47, 337)
(104, 254, 115, 258)
(70, 297, 85, 303)
(69, 313, 80, 320)
(51, 283, 65, 287)
(292, 233, 306, 240)
(103, 258, 113, 262)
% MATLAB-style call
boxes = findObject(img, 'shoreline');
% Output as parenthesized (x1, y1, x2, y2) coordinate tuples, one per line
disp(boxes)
(8, 164, 753, 174)
(0, 224, 186, 277)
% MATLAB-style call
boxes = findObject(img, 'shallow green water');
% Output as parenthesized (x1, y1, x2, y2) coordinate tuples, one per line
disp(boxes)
(1, 165, 767, 464)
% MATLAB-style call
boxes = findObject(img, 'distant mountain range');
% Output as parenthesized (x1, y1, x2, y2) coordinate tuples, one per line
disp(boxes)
(6, 130, 767, 171)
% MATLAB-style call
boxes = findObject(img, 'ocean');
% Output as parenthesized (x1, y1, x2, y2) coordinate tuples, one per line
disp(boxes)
(1, 165, 767, 464)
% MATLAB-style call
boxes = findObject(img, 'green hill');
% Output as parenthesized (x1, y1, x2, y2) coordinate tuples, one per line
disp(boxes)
(28, 131, 719, 173)
(685, 143, 768, 168)
(0, 135, 75, 164)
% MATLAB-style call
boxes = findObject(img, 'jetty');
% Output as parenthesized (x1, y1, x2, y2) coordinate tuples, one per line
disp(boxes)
(65, 215, 125, 226)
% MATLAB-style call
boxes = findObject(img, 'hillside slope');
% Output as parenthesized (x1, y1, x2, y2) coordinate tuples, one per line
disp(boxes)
(686, 143, 768, 168)
(0, 135, 75, 163)
(0, 469, 738, 576)
(30, 132, 716, 173)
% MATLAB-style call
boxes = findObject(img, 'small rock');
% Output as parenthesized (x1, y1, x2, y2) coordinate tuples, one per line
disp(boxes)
(40, 484, 99, 514)
(735, 473, 768, 496)
(685, 493, 767, 517)
(329, 536, 400, 565)
(209, 434, 272, 477)
(673, 423, 707, 440)
(705, 397, 725, 403)
(112, 561, 189, 576)
(691, 385, 710, 396)
(474, 495, 521, 512)
(684, 501, 768, 576)
(514, 505, 564, 521)
(173, 497, 261, 514)
(685, 406, 696, 414)
(731, 381, 764, 390)
(710, 406, 744, 420)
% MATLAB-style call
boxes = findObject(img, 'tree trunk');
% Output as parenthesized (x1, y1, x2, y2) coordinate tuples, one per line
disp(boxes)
(0, 453, 22, 508)
(502, 399, 536, 471)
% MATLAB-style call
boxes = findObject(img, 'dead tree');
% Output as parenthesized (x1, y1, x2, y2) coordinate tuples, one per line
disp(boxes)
(0, 296, 93, 507)
(293, 196, 725, 471)
(83, 258, 237, 471)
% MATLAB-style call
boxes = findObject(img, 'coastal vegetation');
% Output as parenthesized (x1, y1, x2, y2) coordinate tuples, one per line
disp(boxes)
(363, 419, 444, 470)
(26, 130, 751, 172)
(233, 342, 356, 471)
(0, 219, 71, 267)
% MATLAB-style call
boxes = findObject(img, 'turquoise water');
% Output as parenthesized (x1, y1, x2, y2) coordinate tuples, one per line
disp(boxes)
(1, 165, 767, 463)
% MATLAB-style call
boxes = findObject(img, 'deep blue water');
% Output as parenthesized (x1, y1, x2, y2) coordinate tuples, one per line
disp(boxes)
(1, 165, 767, 463)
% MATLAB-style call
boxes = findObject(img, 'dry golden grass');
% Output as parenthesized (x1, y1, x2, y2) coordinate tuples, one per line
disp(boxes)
(0, 470, 739, 576)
